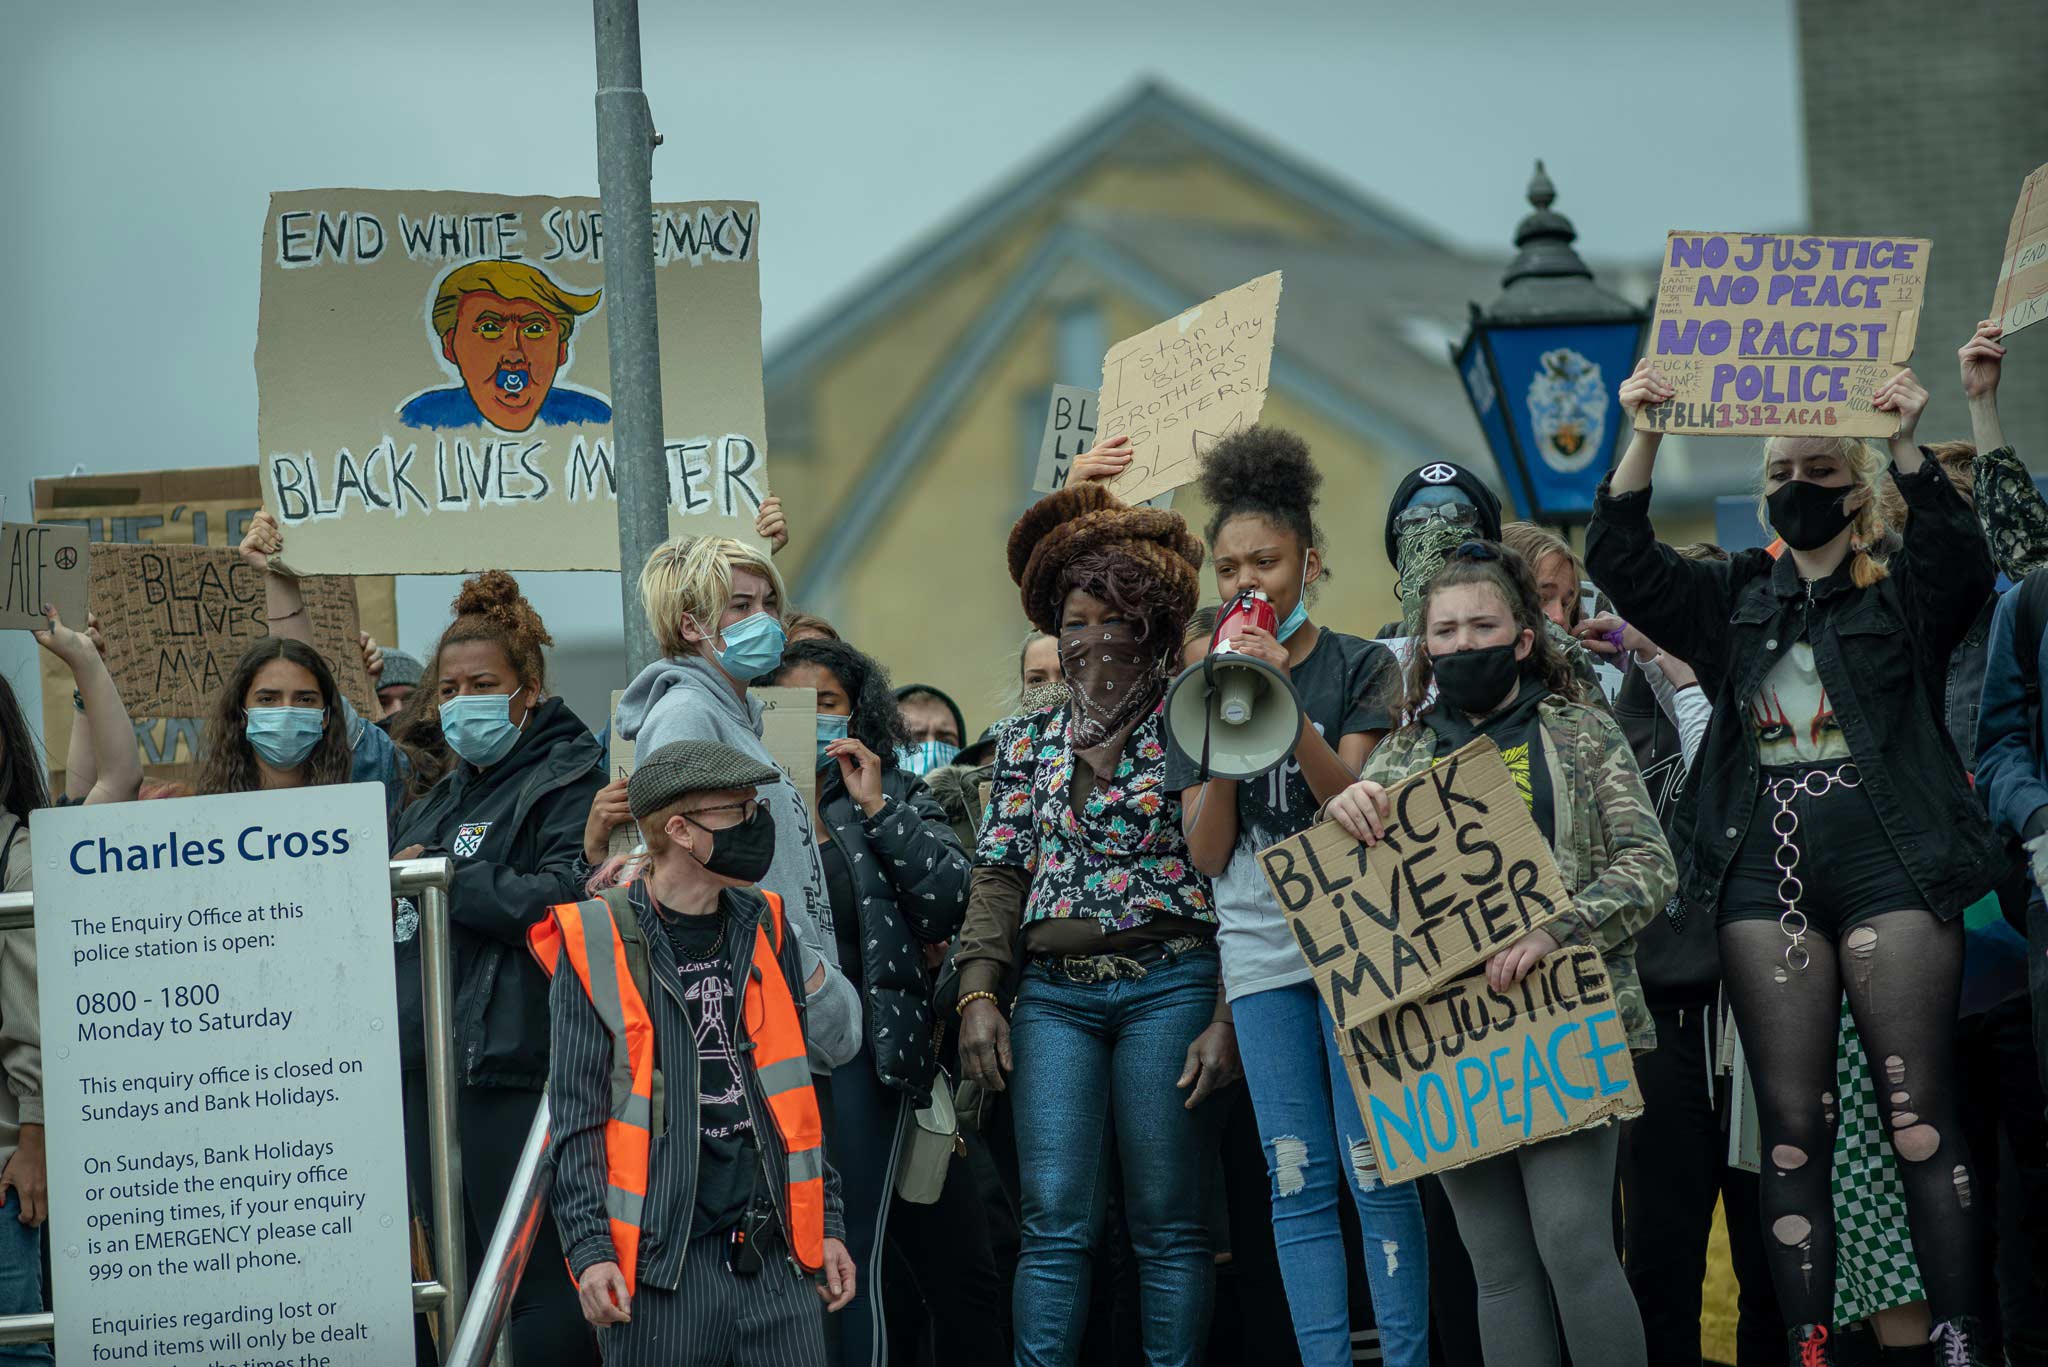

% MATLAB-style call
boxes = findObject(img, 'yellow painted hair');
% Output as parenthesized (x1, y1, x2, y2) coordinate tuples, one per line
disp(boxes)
(1755, 436, 1890, 588)
(431, 261, 602, 341)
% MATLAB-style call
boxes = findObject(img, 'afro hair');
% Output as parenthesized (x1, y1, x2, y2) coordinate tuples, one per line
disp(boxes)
(1006, 484, 1204, 638)
(1198, 425, 1324, 554)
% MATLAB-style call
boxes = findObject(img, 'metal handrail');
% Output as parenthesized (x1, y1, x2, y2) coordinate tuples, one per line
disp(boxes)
(0, 856, 468, 1354)
(443, 1098, 553, 1367)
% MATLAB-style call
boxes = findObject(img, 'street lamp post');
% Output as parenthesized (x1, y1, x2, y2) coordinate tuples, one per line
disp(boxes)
(1452, 161, 1647, 532)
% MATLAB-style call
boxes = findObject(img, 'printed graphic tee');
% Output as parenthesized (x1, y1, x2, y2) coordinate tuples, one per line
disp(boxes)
(661, 909, 758, 1235)
(1751, 641, 1850, 765)
(1165, 629, 1399, 1000)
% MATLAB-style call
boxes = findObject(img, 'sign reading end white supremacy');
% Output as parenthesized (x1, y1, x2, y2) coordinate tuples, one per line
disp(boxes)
(32, 784, 411, 1366)
(257, 190, 770, 574)
(1259, 739, 1639, 1181)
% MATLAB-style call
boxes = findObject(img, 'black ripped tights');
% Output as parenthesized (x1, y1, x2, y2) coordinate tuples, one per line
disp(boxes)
(1719, 909, 1986, 1328)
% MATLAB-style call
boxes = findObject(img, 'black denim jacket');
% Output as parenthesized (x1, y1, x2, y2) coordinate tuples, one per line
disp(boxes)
(1583, 460, 2003, 922)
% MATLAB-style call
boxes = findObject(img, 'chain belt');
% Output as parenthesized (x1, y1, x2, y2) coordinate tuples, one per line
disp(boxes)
(1764, 762, 1860, 974)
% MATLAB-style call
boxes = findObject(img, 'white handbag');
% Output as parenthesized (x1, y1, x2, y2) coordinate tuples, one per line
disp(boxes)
(893, 1067, 964, 1204)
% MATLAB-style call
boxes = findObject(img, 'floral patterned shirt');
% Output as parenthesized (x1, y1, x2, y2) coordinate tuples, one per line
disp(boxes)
(974, 701, 1213, 932)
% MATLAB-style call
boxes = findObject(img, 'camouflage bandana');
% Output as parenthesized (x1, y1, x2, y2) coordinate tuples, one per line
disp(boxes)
(1019, 680, 1071, 715)
(1395, 519, 1470, 634)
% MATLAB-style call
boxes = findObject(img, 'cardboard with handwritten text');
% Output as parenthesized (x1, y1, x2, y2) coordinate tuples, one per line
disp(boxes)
(755, 687, 818, 821)
(1335, 949, 1640, 1182)
(1993, 164, 2048, 339)
(0, 523, 89, 632)
(1634, 232, 1930, 438)
(1101, 272, 1280, 507)
(1259, 739, 1570, 1023)
(1032, 385, 1100, 494)
(257, 190, 769, 574)
(89, 542, 377, 718)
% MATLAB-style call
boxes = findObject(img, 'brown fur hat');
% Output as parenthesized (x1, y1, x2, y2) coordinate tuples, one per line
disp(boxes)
(1007, 484, 1205, 635)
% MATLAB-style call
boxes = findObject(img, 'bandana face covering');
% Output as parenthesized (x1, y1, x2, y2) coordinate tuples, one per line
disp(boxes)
(1060, 623, 1159, 767)
(1396, 519, 1469, 634)
(1019, 680, 1071, 715)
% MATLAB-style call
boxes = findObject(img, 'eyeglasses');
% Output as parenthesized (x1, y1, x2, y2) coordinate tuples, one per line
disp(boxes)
(680, 798, 758, 831)
(1394, 503, 1480, 530)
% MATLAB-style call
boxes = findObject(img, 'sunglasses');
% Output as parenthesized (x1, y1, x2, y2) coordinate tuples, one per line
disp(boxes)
(1394, 503, 1480, 530)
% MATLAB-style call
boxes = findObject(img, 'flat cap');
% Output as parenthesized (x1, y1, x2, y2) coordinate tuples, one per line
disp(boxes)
(379, 650, 425, 690)
(628, 740, 781, 820)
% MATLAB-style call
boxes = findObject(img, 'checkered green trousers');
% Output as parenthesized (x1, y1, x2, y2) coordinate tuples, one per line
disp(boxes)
(1832, 996, 1925, 1322)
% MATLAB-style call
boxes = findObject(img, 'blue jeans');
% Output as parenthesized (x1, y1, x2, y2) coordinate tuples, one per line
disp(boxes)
(0, 1191, 47, 1363)
(1009, 945, 1221, 1367)
(1232, 982, 1429, 1367)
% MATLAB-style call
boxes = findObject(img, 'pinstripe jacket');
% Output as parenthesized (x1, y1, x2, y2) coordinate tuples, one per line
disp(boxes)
(549, 882, 847, 1292)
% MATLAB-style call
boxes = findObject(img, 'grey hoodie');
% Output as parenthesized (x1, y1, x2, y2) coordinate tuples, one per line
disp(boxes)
(617, 655, 862, 1070)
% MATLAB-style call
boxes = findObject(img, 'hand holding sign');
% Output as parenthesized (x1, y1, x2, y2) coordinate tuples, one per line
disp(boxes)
(1870, 366, 1928, 441)
(1066, 434, 1134, 487)
(1959, 321, 2005, 402)
(1617, 359, 1676, 420)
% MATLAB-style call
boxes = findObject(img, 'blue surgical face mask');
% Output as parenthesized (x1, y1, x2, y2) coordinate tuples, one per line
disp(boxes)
(441, 690, 527, 767)
(245, 706, 326, 769)
(714, 611, 787, 681)
(815, 712, 851, 768)
(897, 740, 959, 777)
(1275, 559, 1313, 643)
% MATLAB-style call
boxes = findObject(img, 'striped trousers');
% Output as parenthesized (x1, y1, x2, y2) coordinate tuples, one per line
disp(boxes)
(597, 1234, 826, 1367)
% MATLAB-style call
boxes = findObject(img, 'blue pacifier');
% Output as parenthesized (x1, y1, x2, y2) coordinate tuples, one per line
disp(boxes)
(493, 367, 528, 394)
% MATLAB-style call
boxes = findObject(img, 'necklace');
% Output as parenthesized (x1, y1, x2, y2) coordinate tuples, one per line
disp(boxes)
(658, 904, 725, 963)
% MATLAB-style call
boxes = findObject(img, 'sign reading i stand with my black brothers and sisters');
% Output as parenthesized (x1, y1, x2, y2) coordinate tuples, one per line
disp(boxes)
(1259, 740, 1640, 1182)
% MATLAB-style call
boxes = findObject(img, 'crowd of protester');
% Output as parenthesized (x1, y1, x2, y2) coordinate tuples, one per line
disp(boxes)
(1, 320, 2046, 1367)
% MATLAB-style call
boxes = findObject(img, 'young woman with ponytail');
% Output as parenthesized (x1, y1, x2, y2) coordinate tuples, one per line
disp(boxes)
(1326, 542, 1671, 1367)
(1585, 361, 2002, 1365)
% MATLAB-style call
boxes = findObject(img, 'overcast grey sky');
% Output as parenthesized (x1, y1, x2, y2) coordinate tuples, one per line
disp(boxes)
(0, 0, 1805, 708)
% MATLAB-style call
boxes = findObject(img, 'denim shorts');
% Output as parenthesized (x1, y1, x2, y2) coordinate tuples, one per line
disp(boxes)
(1718, 761, 1926, 938)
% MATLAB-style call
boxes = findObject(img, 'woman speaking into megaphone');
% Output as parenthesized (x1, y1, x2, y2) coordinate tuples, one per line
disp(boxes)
(1165, 427, 1429, 1367)
(951, 476, 1237, 1367)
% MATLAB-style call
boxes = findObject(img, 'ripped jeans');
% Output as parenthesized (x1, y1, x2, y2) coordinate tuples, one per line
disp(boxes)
(1233, 981, 1429, 1367)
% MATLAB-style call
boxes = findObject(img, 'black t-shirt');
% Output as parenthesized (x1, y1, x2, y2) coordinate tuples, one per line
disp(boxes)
(659, 908, 759, 1235)
(1164, 627, 1399, 848)
(820, 838, 863, 993)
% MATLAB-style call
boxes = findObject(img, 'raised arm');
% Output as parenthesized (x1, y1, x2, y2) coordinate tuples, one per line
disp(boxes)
(1609, 359, 1673, 495)
(238, 510, 312, 646)
(36, 609, 140, 806)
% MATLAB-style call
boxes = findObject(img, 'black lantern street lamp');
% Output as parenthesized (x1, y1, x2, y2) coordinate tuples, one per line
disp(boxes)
(1452, 161, 1648, 528)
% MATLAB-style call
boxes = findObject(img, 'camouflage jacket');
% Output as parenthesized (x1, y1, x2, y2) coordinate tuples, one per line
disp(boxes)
(1970, 445, 2048, 581)
(1361, 695, 1675, 1052)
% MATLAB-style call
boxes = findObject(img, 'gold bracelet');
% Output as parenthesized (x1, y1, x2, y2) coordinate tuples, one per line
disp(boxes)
(956, 990, 999, 1017)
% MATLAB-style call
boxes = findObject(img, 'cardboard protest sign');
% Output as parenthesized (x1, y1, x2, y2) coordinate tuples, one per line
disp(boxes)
(1993, 163, 2048, 339)
(1259, 739, 1571, 1025)
(0, 522, 88, 631)
(1635, 233, 1930, 437)
(88, 543, 377, 719)
(1032, 385, 1099, 493)
(257, 190, 769, 574)
(1336, 948, 1640, 1182)
(1100, 272, 1280, 507)
(32, 465, 399, 787)
(607, 689, 637, 858)
(755, 687, 818, 821)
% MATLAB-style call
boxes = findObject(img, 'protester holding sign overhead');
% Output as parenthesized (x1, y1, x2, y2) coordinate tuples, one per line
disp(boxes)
(1587, 360, 2000, 1364)
(386, 570, 606, 1366)
(1166, 428, 1425, 1367)
(954, 482, 1235, 1367)
(1325, 541, 1671, 1367)
(620, 533, 860, 1072)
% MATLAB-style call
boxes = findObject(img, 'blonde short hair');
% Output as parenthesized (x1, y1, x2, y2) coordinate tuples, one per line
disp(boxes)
(431, 261, 601, 342)
(640, 535, 788, 659)
(1756, 436, 1890, 588)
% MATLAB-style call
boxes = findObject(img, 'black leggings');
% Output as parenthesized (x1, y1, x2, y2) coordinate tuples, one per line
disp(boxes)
(1719, 909, 1985, 1327)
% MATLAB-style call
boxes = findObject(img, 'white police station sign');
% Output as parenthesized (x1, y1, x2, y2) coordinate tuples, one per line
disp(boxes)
(32, 784, 411, 1366)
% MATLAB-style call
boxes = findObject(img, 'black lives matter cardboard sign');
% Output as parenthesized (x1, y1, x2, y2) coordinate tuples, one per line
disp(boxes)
(1335, 948, 1640, 1182)
(1258, 738, 1639, 1180)
(1259, 740, 1567, 1024)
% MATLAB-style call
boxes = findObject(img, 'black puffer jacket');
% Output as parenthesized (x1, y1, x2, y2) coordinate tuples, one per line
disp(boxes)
(816, 766, 970, 1107)
(1586, 462, 2003, 922)
(394, 696, 604, 1090)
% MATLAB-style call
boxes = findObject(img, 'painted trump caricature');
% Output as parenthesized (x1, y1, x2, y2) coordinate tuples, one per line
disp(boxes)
(399, 260, 613, 432)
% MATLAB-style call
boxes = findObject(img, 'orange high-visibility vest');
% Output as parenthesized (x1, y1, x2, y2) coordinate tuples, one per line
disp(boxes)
(530, 885, 826, 1293)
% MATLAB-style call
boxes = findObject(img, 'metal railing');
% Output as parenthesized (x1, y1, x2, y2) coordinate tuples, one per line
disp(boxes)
(444, 1098, 553, 1367)
(0, 856, 473, 1355)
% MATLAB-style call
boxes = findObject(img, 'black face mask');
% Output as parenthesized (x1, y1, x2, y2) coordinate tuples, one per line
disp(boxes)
(1432, 643, 1522, 716)
(1766, 479, 1856, 552)
(684, 803, 778, 885)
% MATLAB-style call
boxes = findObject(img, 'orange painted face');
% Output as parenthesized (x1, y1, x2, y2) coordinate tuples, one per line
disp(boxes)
(440, 290, 568, 432)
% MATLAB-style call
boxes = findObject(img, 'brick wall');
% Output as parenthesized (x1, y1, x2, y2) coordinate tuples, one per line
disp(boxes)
(1798, 0, 2048, 449)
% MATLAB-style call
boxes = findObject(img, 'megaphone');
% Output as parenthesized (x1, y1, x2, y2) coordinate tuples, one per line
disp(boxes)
(1164, 590, 1304, 781)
